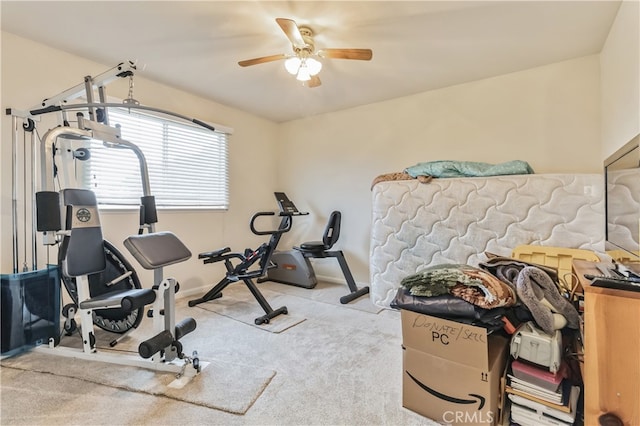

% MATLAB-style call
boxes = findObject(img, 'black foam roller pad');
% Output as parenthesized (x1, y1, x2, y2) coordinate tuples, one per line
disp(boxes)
(138, 330, 173, 359)
(174, 317, 197, 340)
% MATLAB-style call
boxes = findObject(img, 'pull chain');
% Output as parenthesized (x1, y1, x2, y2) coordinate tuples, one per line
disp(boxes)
(123, 75, 140, 106)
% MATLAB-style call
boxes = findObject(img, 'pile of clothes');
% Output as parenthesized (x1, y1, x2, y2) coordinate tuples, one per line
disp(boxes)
(391, 256, 580, 336)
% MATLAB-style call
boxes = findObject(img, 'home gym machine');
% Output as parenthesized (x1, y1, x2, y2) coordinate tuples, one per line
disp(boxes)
(188, 193, 306, 324)
(258, 193, 370, 304)
(4, 61, 208, 380)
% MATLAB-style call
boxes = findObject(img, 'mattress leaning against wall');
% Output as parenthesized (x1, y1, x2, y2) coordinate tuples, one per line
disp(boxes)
(369, 174, 604, 308)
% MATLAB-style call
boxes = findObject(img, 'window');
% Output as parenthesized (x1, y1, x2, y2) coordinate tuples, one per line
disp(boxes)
(81, 109, 229, 209)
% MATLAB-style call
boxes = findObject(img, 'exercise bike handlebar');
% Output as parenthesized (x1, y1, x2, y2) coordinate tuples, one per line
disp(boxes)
(250, 211, 293, 236)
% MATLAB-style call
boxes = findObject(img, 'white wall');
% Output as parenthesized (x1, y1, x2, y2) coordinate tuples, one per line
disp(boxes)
(600, 0, 640, 158)
(1, 32, 280, 295)
(278, 56, 602, 285)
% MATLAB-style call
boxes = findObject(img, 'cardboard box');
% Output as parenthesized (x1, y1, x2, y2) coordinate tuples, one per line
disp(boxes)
(401, 309, 509, 425)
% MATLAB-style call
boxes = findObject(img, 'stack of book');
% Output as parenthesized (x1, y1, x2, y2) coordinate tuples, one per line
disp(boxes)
(506, 359, 580, 426)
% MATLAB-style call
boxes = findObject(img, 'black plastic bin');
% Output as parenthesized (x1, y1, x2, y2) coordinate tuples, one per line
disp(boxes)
(1, 265, 60, 356)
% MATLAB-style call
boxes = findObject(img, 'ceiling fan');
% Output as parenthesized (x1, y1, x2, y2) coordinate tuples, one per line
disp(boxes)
(238, 18, 373, 88)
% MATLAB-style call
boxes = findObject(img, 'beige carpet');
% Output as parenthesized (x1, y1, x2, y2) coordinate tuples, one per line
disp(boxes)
(259, 280, 383, 314)
(193, 285, 307, 333)
(0, 282, 440, 425)
(0, 349, 275, 415)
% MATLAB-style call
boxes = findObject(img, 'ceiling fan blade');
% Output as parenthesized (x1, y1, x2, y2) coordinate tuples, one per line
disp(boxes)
(317, 49, 373, 61)
(276, 18, 306, 49)
(238, 54, 287, 67)
(308, 75, 321, 88)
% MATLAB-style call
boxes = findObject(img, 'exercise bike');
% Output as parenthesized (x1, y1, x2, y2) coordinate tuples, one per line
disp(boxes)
(259, 193, 370, 304)
(188, 195, 306, 324)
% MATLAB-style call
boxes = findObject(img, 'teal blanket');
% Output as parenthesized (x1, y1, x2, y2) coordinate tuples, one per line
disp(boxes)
(404, 160, 534, 178)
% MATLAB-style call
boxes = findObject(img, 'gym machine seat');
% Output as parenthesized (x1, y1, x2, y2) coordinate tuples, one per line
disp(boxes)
(295, 211, 370, 304)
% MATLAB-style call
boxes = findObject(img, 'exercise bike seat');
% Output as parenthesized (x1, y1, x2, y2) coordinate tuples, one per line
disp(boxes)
(298, 211, 341, 254)
(298, 241, 325, 251)
(124, 231, 192, 270)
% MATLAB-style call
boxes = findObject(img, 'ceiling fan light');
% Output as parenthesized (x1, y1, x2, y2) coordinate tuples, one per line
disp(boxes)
(306, 57, 322, 75)
(284, 57, 301, 75)
(296, 65, 311, 81)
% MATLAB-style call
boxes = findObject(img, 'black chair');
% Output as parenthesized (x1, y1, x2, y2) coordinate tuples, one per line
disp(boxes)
(296, 211, 370, 304)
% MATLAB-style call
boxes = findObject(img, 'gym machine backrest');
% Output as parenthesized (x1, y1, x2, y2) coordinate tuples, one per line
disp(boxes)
(59, 189, 106, 278)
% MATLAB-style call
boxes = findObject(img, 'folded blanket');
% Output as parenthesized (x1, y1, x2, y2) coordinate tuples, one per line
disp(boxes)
(391, 288, 506, 332)
(404, 160, 534, 179)
(400, 264, 516, 309)
(370, 171, 432, 190)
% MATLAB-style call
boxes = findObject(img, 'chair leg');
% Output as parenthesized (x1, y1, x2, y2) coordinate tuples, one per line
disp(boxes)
(330, 251, 370, 304)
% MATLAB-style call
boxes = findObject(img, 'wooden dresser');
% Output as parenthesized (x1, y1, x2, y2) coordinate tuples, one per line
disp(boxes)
(572, 259, 640, 426)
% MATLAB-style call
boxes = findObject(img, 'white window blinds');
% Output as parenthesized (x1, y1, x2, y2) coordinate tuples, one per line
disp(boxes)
(81, 109, 229, 209)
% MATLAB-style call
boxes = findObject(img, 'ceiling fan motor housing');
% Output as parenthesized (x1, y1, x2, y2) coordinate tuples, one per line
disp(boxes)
(296, 27, 315, 55)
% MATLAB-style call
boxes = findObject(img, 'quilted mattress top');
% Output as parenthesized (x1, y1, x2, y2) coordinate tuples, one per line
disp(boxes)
(370, 174, 604, 308)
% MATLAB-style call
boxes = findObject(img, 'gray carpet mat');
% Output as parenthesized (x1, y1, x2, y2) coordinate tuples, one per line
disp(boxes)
(1, 350, 275, 415)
